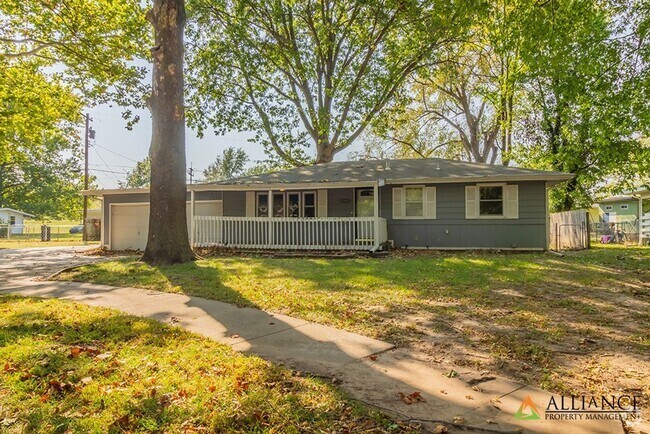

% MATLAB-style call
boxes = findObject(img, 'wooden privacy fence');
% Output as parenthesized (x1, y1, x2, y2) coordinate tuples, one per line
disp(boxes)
(549, 210, 589, 250)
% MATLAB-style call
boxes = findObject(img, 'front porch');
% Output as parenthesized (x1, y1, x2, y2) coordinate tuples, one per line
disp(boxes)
(192, 216, 387, 250)
(189, 183, 388, 251)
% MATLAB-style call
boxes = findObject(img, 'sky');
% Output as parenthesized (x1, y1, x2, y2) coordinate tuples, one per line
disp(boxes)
(86, 104, 363, 189)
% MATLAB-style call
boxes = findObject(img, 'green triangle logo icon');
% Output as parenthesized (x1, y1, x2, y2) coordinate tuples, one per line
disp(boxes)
(515, 395, 542, 420)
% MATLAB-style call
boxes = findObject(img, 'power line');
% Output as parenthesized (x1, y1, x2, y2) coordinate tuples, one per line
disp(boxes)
(90, 144, 124, 183)
(91, 143, 140, 163)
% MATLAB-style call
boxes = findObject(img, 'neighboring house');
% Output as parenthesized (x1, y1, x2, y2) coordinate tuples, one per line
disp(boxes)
(590, 187, 650, 245)
(0, 208, 35, 235)
(591, 195, 640, 225)
(84, 158, 572, 251)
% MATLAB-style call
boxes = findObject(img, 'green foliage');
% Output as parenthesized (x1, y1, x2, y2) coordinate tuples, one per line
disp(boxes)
(513, 0, 650, 210)
(0, 61, 85, 219)
(202, 147, 249, 182)
(119, 157, 151, 189)
(186, 0, 482, 164)
(0, 0, 150, 108)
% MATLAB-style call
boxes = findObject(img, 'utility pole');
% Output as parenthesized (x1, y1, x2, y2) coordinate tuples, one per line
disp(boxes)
(82, 113, 90, 242)
(188, 163, 194, 184)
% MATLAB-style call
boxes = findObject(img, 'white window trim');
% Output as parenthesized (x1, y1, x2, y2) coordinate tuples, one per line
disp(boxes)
(477, 184, 506, 219)
(393, 185, 437, 220)
(403, 185, 425, 219)
(256, 191, 319, 217)
(302, 191, 317, 217)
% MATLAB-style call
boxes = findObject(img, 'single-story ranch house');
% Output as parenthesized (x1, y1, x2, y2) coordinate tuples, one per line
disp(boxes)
(84, 158, 572, 251)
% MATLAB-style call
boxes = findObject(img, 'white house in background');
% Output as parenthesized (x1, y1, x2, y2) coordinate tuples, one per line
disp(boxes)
(0, 208, 35, 235)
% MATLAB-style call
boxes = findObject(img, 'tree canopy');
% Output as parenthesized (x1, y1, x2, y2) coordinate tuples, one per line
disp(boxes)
(203, 147, 249, 182)
(187, 0, 482, 165)
(120, 157, 151, 189)
(0, 60, 86, 218)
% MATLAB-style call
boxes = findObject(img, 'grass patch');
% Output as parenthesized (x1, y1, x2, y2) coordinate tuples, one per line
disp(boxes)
(0, 296, 405, 433)
(58, 246, 650, 398)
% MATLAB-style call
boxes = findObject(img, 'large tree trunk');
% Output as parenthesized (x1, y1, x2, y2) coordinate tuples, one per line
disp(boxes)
(142, 0, 194, 265)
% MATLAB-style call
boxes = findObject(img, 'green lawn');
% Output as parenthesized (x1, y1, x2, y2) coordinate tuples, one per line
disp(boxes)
(0, 297, 404, 433)
(57, 246, 650, 400)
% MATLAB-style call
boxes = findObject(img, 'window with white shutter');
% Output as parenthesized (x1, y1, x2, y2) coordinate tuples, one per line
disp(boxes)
(392, 187, 404, 219)
(425, 187, 436, 219)
(504, 185, 519, 219)
(465, 186, 479, 219)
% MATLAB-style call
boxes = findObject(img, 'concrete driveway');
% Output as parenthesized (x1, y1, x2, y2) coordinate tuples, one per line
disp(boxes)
(0, 245, 108, 281)
(0, 247, 626, 434)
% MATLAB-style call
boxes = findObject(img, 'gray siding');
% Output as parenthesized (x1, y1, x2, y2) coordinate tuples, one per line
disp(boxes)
(223, 191, 246, 216)
(101, 181, 548, 250)
(381, 181, 547, 249)
(327, 188, 355, 217)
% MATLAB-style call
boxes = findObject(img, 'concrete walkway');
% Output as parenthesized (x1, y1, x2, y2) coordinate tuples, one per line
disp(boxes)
(0, 247, 625, 434)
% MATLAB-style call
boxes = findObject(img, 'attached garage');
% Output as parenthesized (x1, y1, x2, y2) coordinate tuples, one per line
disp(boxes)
(109, 201, 222, 250)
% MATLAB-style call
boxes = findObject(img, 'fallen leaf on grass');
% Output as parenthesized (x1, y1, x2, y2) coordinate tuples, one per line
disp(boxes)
(94, 352, 113, 361)
(433, 425, 448, 434)
(4, 362, 17, 373)
(452, 416, 465, 425)
(397, 391, 426, 404)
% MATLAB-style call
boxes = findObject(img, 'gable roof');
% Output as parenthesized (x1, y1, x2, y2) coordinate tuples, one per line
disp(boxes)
(210, 158, 572, 186)
(0, 208, 35, 217)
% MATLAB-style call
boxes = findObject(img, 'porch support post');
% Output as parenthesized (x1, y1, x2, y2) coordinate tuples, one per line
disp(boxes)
(268, 189, 273, 246)
(190, 189, 195, 247)
(373, 181, 380, 248)
(640, 195, 643, 246)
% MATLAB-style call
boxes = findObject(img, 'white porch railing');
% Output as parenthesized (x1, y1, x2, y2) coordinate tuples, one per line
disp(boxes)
(193, 216, 387, 250)
(641, 214, 650, 241)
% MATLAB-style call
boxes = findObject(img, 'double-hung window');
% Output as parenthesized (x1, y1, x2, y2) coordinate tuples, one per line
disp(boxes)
(405, 187, 424, 217)
(479, 186, 504, 216)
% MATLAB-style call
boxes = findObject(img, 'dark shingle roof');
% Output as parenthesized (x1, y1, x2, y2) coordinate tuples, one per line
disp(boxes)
(209, 158, 571, 186)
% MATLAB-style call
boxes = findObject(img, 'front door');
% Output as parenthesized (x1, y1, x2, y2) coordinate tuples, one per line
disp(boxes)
(355, 188, 374, 217)
(355, 188, 375, 245)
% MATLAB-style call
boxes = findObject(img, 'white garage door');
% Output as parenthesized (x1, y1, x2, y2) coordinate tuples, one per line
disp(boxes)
(110, 204, 150, 251)
(110, 201, 223, 250)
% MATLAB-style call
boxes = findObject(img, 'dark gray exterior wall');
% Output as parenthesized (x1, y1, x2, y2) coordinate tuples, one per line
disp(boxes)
(100, 181, 548, 250)
(327, 188, 355, 217)
(222, 191, 246, 216)
(380, 181, 547, 249)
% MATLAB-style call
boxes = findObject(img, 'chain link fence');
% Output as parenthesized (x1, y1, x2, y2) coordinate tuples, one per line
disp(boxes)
(0, 219, 100, 244)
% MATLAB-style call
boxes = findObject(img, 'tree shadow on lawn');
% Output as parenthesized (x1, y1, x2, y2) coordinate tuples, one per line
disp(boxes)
(0, 296, 393, 433)
(215, 251, 649, 396)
